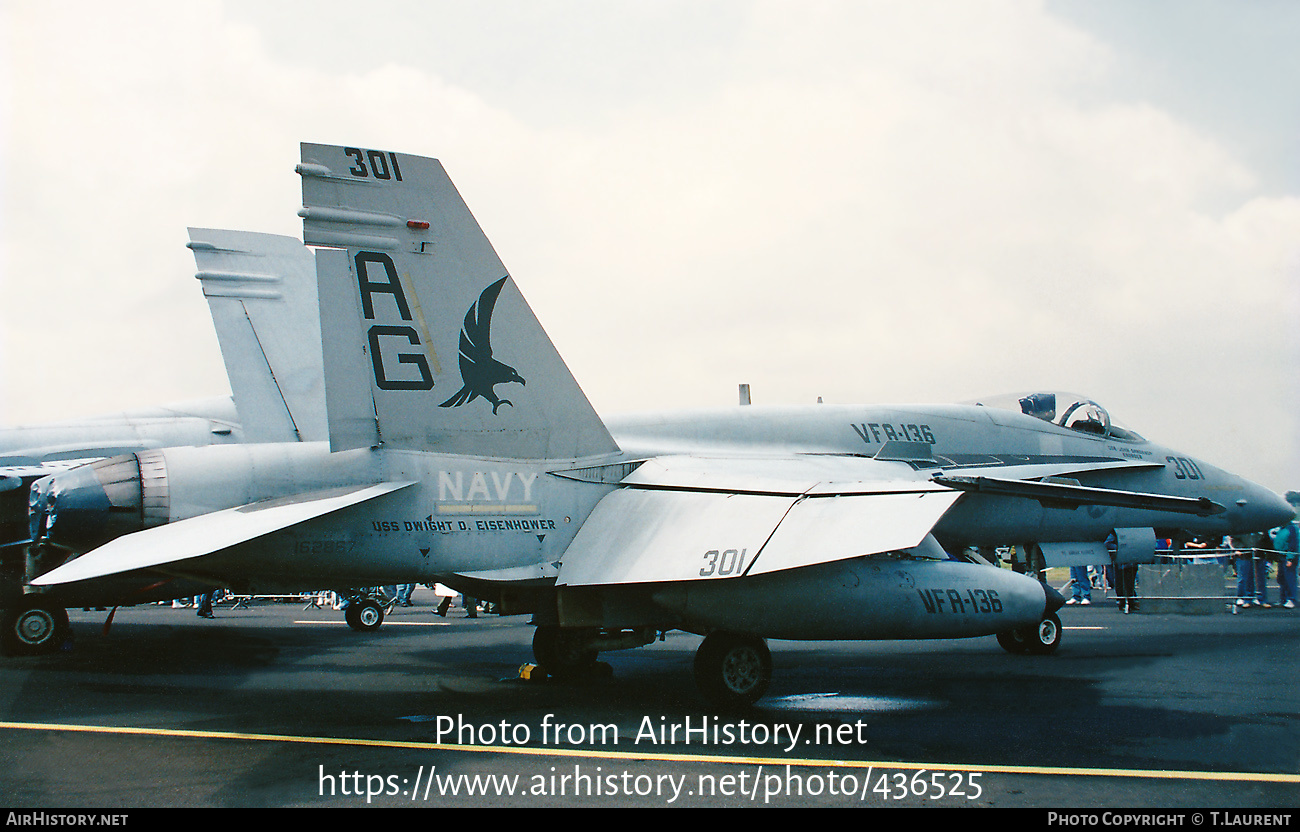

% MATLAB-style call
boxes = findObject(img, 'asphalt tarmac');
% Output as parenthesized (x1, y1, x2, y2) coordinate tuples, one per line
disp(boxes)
(1, 589, 1296, 809)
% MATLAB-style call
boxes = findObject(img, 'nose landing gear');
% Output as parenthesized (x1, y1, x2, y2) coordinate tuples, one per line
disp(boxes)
(996, 612, 1061, 655)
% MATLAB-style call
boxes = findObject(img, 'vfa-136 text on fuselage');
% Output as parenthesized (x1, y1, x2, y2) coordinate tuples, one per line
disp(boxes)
(24, 145, 1292, 706)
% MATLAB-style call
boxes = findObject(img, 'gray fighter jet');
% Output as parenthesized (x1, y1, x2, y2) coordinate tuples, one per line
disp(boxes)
(25, 145, 1293, 706)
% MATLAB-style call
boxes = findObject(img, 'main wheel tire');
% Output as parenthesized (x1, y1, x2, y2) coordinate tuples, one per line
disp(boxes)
(2, 602, 70, 656)
(346, 598, 384, 632)
(532, 626, 598, 678)
(693, 632, 771, 709)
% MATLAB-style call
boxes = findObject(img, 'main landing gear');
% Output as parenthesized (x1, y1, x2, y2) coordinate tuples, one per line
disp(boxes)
(529, 625, 773, 708)
(529, 626, 655, 682)
(344, 597, 386, 632)
(1, 599, 70, 656)
(693, 631, 772, 709)
(995, 612, 1062, 655)
(532, 626, 599, 678)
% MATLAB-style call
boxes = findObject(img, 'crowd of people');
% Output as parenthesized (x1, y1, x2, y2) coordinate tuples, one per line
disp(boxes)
(1058, 492, 1299, 611)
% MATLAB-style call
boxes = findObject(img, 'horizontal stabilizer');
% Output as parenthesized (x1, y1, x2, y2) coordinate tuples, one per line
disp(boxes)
(557, 456, 960, 586)
(30, 481, 415, 587)
(933, 475, 1224, 516)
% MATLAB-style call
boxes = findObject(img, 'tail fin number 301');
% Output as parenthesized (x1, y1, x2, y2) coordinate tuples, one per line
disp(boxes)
(344, 148, 403, 181)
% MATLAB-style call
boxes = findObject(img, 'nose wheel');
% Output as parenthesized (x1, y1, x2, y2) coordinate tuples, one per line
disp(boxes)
(2, 600, 70, 656)
(996, 612, 1061, 655)
(693, 631, 772, 708)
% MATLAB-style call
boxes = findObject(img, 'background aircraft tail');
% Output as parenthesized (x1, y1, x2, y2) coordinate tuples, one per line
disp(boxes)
(298, 144, 617, 461)
(189, 229, 327, 443)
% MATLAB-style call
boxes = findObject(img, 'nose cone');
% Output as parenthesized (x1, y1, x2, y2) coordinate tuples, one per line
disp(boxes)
(29, 455, 145, 559)
(1233, 482, 1295, 533)
(1042, 579, 1067, 614)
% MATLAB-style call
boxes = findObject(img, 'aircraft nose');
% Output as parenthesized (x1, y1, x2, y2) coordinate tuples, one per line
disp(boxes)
(1042, 579, 1067, 614)
(29, 455, 147, 559)
(1232, 482, 1295, 533)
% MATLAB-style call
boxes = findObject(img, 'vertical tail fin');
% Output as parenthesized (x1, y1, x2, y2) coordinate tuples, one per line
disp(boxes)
(297, 143, 617, 461)
(188, 229, 327, 443)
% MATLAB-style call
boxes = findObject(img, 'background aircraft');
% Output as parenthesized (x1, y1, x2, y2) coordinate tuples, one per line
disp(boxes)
(24, 145, 1293, 706)
(0, 229, 323, 652)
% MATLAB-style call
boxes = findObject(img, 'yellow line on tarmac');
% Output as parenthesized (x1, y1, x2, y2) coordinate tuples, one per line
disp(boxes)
(1, 721, 1296, 784)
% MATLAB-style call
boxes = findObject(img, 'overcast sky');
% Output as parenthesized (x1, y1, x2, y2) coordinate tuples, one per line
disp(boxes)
(2, 0, 1297, 492)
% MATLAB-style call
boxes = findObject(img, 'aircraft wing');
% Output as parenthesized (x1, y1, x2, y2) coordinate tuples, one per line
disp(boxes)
(29, 481, 415, 587)
(556, 456, 961, 586)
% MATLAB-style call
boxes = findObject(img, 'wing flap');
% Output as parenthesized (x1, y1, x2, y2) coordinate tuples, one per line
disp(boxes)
(556, 488, 796, 586)
(30, 481, 416, 586)
(748, 491, 962, 575)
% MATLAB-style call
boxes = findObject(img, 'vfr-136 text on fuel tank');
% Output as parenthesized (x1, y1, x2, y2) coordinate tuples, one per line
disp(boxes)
(918, 588, 1003, 614)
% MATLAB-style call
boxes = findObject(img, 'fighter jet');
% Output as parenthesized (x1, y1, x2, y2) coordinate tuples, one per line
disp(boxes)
(25, 145, 1293, 707)
(0, 229, 325, 651)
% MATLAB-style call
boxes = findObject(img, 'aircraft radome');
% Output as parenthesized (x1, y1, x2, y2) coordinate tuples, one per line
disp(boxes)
(23, 144, 1294, 708)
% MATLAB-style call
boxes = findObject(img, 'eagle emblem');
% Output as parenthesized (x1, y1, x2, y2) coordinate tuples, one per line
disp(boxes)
(439, 276, 525, 414)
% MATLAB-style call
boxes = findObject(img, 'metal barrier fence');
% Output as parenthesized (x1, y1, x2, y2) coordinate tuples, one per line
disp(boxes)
(1058, 547, 1293, 613)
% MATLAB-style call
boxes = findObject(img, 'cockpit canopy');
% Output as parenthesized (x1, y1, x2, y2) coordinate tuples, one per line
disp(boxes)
(969, 391, 1144, 441)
